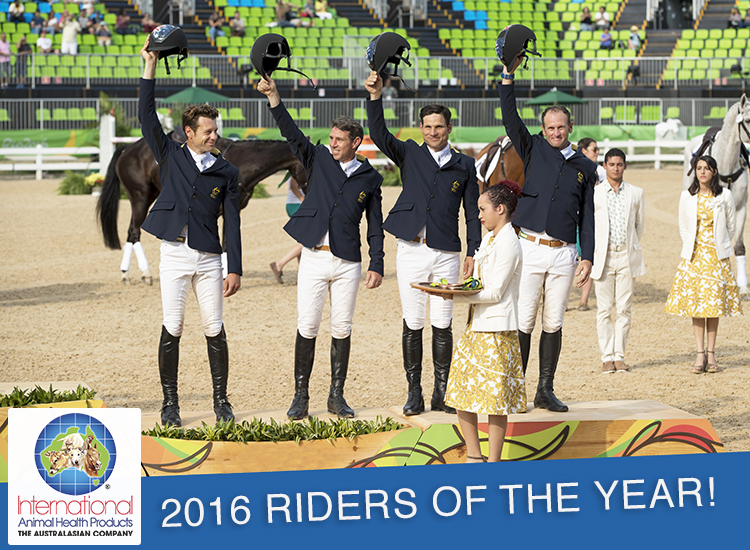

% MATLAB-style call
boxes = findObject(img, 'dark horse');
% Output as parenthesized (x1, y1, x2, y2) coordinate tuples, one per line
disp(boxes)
(97, 137, 306, 284)
(474, 136, 525, 193)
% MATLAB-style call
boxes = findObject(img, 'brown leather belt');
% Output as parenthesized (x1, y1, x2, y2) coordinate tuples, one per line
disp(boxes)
(313, 245, 330, 251)
(412, 237, 426, 245)
(175, 236, 186, 243)
(518, 231, 565, 248)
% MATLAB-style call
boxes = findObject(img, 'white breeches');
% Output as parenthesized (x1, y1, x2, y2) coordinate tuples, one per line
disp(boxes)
(517, 238, 578, 334)
(396, 239, 460, 330)
(297, 247, 361, 339)
(159, 240, 224, 338)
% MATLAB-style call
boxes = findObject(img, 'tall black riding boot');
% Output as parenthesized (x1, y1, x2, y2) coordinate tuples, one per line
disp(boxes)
(402, 320, 425, 416)
(327, 335, 355, 418)
(535, 329, 568, 412)
(206, 325, 234, 423)
(518, 330, 531, 377)
(287, 331, 316, 420)
(158, 326, 181, 427)
(431, 324, 456, 414)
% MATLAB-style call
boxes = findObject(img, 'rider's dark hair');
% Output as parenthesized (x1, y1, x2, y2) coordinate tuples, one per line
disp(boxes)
(688, 155, 724, 197)
(482, 179, 521, 215)
(419, 104, 452, 126)
(330, 116, 363, 145)
(182, 104, 220, 134)
(604, 147, 626, 163)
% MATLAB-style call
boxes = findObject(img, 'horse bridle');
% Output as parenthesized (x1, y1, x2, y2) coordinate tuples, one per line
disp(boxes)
(693, 118, 750, 188)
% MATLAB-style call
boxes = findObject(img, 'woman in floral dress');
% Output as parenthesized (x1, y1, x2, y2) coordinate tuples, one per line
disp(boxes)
(665, 156, 742, 373)
(442, 180, 526, 463)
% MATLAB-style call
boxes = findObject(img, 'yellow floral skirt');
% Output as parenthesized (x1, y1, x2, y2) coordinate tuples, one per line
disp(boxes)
(445, 329, 526, 415)
(664, 242, 742, 318)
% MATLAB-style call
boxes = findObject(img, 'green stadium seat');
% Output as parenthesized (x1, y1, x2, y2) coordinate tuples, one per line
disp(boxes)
(600, 106, 613, 120)
(640, 105, 661, 123)
(494, 106, 503, 121)
(695, 29, 708, 39)
(354, 107, 367, 121)
(36, 108, 51, 121)
(665, 106, 680, 119)
(704, 106, 726, 120)
(0, 108, 12, 122)
(52, 108, 67, 121)
(614, 106, 636, 123)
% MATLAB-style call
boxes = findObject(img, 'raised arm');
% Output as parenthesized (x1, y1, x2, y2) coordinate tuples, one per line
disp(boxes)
(258, 76, 317, 169)
(463, 162, 481, 257)
(138, 37, 177, 163)
(365, 71, 408, 166)
(498, 58, 534, 162)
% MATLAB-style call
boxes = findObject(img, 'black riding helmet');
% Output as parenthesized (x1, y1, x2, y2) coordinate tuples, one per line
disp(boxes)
(250, 33, 316, 89)
(146, 24, 188, 75)
(495, 24, 541, 69)
(366, 32, 414, 92)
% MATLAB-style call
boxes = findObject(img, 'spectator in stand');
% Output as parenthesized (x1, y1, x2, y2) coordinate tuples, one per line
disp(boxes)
(628, 25, 642, 50)
(743, 8, 750, 27)
(45, 12, 61, 35)
(96, 21, 112, 46)
(728, 7, 742, 29)
(299, 0, 316, 21)
(580, 7, 593, 32)
(116, 9, 131, 35)
(9, 0, 25, 23)
(142, 12, 159, 34)
(15, 36, 32, 89)
(600, 28, 613, 49)
(382, 77, 398, 100)
(61, 13, 82, 55)
(594, 6, 610, 30)
(36, 30, 54, 53)
(315, 0, 333, 19)
(229, 12, 245, 37)
(78, 10, 93, 34)
(208, 11, 226, 41)
(31, 11, 46, 34)
(0, 34, 10, 89)
(276, 0, 311, 28)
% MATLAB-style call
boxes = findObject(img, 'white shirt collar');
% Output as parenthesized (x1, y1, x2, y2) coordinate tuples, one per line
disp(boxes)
(559, 143, 574, 159)
(339, 156, 361, 177)
(187, 146, 214, 172)
(428, 143, 452, 167)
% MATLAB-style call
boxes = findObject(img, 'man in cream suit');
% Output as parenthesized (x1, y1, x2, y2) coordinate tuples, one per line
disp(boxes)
(591, 148, 646, 373)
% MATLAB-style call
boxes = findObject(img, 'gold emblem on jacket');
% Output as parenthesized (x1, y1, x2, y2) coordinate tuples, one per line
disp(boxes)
(451, 181, 460, 193)
(211, 187, 220, 199)
(577, 172, 584, 183)
(358, 191, 367, 204)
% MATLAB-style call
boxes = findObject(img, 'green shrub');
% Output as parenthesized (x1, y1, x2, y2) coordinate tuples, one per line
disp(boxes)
(57, 171, 90, 195)
(252, 183, 270, 198)
(378, 164, 402, 186)
(142, 415, 403, 444)
(0, 385, 97, 408)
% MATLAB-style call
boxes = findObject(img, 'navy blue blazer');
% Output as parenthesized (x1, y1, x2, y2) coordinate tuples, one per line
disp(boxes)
(499, 83, 597, 262)
(139, 79, 242, 275)
(366, 97, 481, 256)
(270, 101, 385, 275)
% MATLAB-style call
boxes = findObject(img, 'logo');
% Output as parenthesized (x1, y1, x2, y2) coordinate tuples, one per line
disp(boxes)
(9, 408, 141, 545)
(358, 191, 367, 204)
(451, 180, 460, 193)
(35, 413, 115, 496)
(211, 186, 221, 199)
(578, 171, 584, 183)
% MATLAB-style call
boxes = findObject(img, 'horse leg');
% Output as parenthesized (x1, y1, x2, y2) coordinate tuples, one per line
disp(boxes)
(126, 192, 156, 286)
(120, 242, 134, 284)
(731, 176, 749, 297)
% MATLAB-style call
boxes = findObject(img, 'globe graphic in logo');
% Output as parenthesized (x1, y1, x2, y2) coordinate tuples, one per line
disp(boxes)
(35, 413, 116, 495)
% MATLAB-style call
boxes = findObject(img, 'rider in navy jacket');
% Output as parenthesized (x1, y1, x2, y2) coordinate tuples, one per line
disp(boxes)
(366, 98, 481, 256)
(140, 78, 243, 276)
(499, 83, 596, 262)
(273, 102, 385, 275)
(499, 61, 597, 414)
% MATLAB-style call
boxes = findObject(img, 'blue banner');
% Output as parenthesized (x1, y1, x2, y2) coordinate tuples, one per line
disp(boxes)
(4, 451, 748, 549)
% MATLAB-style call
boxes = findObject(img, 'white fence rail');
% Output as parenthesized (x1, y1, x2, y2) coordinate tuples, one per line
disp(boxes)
(0, 146, 101, 179)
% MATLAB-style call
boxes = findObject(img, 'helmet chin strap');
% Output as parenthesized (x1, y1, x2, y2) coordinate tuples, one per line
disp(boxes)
(383, 54, 415, 93)
(162, 52, 187, 75)
(272, 66, 318, 91)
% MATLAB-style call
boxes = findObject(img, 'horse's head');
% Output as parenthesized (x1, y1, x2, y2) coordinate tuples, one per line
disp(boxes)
(740, 94, 750, 125)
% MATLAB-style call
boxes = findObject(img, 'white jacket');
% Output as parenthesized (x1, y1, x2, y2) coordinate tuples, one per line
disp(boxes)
(454, 222, 522, 332)
(591, 181, 647, 280)
(678, 188, 735, 261)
